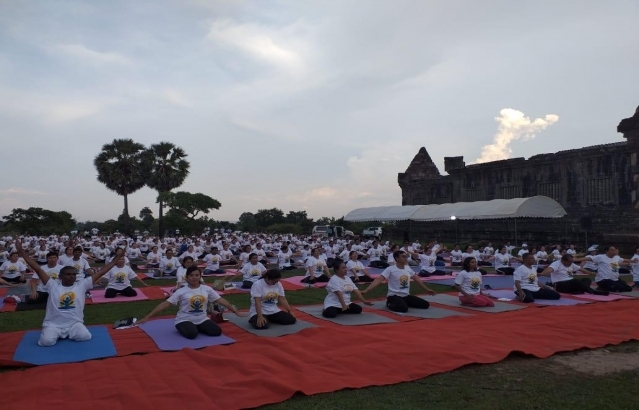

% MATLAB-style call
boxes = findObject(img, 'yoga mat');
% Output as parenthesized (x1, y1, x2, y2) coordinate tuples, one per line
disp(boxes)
(571, 293, 632, 302)
(281, 276, 328, 288)
(12, 326, 116, 366)
(426, 275, 515, 289)
(427, 294, 526, 313)
(89, 290, 149, 304)
(225, 314, 317, 337)
(138, 318, 236, 351)
(296, 305, 397, 326)
(367, 300, 472, 319)
(611, 290, 639, 298)
(140, 287, 171, 300)
(484, 290, 589, 306)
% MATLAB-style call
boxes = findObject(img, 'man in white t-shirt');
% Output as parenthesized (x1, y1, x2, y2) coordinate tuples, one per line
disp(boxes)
(362, 250, 436, 312)
(583, 245, 633, 292)
(540, 254, 608, 295)
(27, 251, 62, 305)
(513, 253, 560, 303)
(17, 242, 124, 346)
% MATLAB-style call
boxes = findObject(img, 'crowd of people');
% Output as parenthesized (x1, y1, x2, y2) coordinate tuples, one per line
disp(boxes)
(2, 230, 638, 346)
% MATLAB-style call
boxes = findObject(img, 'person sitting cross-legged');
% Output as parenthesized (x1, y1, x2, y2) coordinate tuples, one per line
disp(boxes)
(540, 253, 608, 296)
(513, 253, 561, 303)
(322, 260, 373, 318)
(248, 269, 297, 329)
(455, 257, 495, 307)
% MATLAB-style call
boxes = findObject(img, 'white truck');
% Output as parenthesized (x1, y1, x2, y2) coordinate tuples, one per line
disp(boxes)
(362, 226, 383, 239)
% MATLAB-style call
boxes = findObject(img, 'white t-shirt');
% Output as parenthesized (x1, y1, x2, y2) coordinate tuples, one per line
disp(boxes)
(203, 253, 221, 270)
(43, 277, 93, 329)
(146, 251, 162, 264)
(127, 248, 142, 259)
(494, 253, 512, 269)
(381, 265, 415, 297)
(248, 279, 285, 316)
(631, 254, 639, 282)
(324, 275, 357, 309)
(367, 247, 383, 261)
(450, 250, 463, 263)
(240, 262, 267, 283)
(104, 266, 137, 291)
(535, 251, 548, 261)
(548, 260, 580, 283)
(454, 270, 482, 296)
(64, 258, 91, 276)
(418, 253, 437, 273)
(0, 261, 26, 278)
(566, 249, 577, 256)
(34, 264, 63, 292)
(591, 254, 624, 282)
(306, 256, 327, 278)
(513, 265, 540, 292)
(345, 260, 365, 278)
(277, 250, 293, 268)
(35, 247, 49, 263)
(167, 285, 220, 325)
(160, 256, 180, 274)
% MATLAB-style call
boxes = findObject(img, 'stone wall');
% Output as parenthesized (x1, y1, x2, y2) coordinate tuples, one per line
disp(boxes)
(395, 107, 639, 249)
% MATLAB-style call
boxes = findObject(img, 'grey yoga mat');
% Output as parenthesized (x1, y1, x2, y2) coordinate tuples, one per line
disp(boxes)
(296, 305, 398, 326)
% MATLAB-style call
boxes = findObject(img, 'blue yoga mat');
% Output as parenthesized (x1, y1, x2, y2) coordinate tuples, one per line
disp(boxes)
(139, 318, 236, 351)
(13, 326, 117, 366)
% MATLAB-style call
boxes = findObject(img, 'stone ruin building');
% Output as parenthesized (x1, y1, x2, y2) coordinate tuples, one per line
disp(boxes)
(395, 106, 639, 250)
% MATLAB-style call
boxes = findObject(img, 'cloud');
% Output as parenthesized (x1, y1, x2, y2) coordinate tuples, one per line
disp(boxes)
(0, 188, 48, 195)
(476, 109, 559, 163)
(162, 89, 191, 107)
(51, 44, 132, 65)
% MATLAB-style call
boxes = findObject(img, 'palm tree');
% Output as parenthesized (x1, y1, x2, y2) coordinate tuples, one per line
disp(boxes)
(94, 139, 147, 235)
(143, 142, 190, 237)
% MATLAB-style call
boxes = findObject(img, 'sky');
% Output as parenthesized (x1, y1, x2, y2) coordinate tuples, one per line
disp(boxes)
(1, 0, 638, 223)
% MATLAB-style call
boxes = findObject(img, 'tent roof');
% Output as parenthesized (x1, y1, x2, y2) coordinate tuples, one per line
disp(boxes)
(344, 196, 567, 222)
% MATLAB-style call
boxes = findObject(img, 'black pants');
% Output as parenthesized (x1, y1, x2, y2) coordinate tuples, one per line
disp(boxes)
(369, 260, 389, 269)
(323, 303, 362, 318)
(301, 274, 330, 283)
(478, 268, 488, 275)
(352, 275, 374, 283)
(280, 266, 295, 271)
(496, 267, 515, 275)
(515, 288, 561, 303)
(241, 280, 255, 289)
(478, 261, 492, 266)
(418, 269, 446, 277)
(259, 259, 269, 265)
(249, 311, 297, 329)
(554, 278, 594, 294)
(596, 279, 632, 292)
(4, 276, 25, 284)
(105, 286, 137, 298)
(386, 295, 429, 312)
(175, 320, 222, 339)
(451, 262, 462, 267)
(26, 291, 49, 305)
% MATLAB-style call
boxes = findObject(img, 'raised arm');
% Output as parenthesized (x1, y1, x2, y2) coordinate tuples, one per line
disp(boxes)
(16, 242, 49, 285)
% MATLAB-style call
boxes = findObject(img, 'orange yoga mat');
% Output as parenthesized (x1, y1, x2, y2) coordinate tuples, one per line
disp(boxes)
(1, 299, 638, 409)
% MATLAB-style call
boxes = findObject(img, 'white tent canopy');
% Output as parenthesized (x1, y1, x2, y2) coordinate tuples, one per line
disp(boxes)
(344, 196, 567, 222)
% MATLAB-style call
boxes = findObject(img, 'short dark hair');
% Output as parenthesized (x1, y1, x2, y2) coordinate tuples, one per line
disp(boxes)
(262, 269, 282, 280)
(185, 265, 201, 277)
(393, 250, 405, 260)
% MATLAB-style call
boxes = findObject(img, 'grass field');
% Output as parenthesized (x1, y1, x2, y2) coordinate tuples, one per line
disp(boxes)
(2, 267, 638, 409)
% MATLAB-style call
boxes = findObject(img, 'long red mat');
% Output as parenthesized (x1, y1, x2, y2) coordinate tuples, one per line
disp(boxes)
(0, 299, 638, 409)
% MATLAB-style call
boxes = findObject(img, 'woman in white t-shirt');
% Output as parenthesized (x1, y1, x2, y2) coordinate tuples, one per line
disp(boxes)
(449, 244, 463, 267)
(454, 257, 494, 307)
(159, 249, 181, 277)
(302, 248, 332, 284)
(146, 246, 162, 268)
(277, 244, 295, 271)
(0, 252, 27, 283)
(322, 260, 372, 318)
(228, 253, 267, 289)
(140, 266, 244, 339)
(103, 257, 149, 298)
(202, 247, 226, 275)
(362, 250, 436, 312)
(346, 251, 375, 283)
(491, 247, 516, 275)
(248, 269, 296, 329)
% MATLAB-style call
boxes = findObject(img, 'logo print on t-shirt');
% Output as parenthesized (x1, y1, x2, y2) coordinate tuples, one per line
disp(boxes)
(315, 263, 323, 272)
(611, 262, 619, 273)
(263, 291, 278, 304)
(470, 277, 481, 290)
(343, 284, 354, 294)
(399, 275, 409, 289)
(188, 295, 206, 313)
(115, 272, 126, 284)
(527, 273, 537, 284)
(166, 263, 173, 270)
(7, 265, 17, 273)
(250, 269, 260, 276)
(49, 272, 59, 280)
(59, 292, 75, 309)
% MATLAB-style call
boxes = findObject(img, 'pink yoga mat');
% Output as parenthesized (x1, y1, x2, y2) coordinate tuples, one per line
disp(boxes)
(571, 293, 632, 302)
(161, 286, 225, 295)
(90, 290, 149, 304)
(282, 276, 328, 288)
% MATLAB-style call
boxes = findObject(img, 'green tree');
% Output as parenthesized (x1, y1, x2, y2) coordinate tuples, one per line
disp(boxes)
(94, 138, 147, 235)
(238, 212, 256, 231)
(254, 208, 285, 228)
(159, 191, 221, 220)
(139, 206, 154, 230)
(3, 207, 76, 234)
(144, 142, 190, 237)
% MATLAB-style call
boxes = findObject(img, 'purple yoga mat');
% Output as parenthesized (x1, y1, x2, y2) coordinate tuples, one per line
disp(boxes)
(138, 318, 236, 351)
